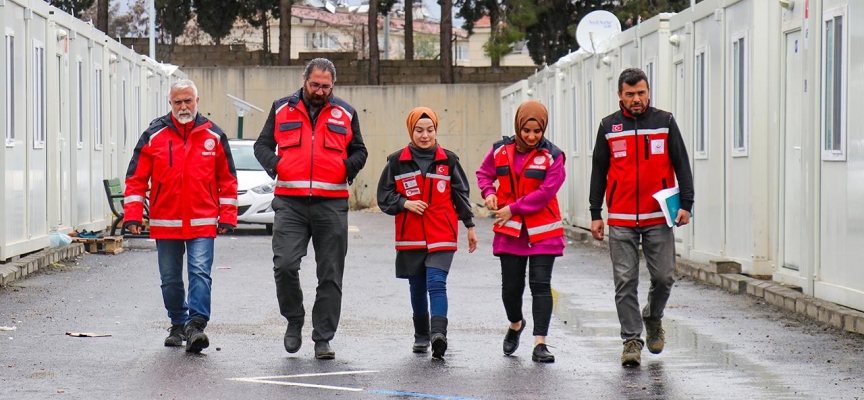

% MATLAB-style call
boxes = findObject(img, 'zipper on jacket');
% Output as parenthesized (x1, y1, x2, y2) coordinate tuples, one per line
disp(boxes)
(150, 182, 163, 209)
(608, 180, 618, 208)
(169, 141, 173, 167)
(643, 135, 650, 160)
(309, 115, 315, 196)
(208, 182, 218, 208)
(634, 119, 640, 227)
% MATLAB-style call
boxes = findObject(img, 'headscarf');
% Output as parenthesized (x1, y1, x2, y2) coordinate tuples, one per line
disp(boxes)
(406, 106, 439, 146)
(513, 100, 548, 153)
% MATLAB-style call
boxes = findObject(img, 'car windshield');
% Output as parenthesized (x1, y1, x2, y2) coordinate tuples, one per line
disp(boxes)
(230, 143, 264, 171)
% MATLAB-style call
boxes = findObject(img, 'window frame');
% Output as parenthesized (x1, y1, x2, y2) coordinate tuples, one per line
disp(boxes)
(94, 63, 103, 150)
(32, 39, 46, 149)
(5, 29, 15, 148)
(76, 58, 84, 149)
(694, 46, 709, 159)
(644, 57, 656, 104)
(729, 31, 749, 158)
(586, 80, 594, 156)
(821, 6, 847, 161)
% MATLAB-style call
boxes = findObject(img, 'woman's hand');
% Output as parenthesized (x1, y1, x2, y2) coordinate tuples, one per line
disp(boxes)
(467, 227, 477, 253)
(404, 200, 428, 215)
(484, 194, 498, 211)
(494, 205, 513, 227)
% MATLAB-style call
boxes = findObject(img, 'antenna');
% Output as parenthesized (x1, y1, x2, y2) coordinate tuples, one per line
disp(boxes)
(575, 11, 622, 55)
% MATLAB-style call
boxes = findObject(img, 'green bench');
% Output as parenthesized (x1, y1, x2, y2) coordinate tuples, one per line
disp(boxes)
(103, 178, 150, 238)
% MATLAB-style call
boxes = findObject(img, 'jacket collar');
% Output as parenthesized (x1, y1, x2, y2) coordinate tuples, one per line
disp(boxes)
(619, 100, 652, 120)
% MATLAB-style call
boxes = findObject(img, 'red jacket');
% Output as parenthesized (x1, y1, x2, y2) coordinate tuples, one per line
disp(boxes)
(272, 94, 356, 197)
(124, 113, 238, 239)
(493, 140, 564, 243)
(389, 146, 459, 252)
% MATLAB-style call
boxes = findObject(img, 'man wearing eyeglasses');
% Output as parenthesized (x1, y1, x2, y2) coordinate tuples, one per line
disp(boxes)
(254, 58, 368, 360)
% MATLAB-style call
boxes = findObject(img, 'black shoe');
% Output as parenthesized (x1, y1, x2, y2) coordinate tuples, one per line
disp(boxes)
(532, 343, 555, 363)
(431, 333, 448, 359)
(283, 322, 303, 353)
(184, 318, 209, 353)
(412, 315, 430, 353)
(164, 324, 186, 347)
(503, 319, 526, 355)
(314, 341, 335, 360)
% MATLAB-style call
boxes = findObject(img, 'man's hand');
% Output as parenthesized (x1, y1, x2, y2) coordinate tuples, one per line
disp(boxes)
(494, 205, 513, 227)
(467, 227, 477, 253)
(674, 209, 691, 227)
(484, 194, 498, 211)
(218, 227, 230, 234)
(404, 200, 428, 215)
(126, 224, 141, 235)
(591, 220, 605, 241)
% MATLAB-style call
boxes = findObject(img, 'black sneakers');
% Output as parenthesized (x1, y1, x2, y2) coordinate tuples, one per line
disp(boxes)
(164, 324, 186, 347)
(502, 319, 526, 356)
(184, 318, 209, 353)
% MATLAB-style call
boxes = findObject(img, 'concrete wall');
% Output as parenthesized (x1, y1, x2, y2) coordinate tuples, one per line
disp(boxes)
(185, 66, 506, 208)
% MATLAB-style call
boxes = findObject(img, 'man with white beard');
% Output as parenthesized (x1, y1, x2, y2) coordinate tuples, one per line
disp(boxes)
(124, 79, 238, 353)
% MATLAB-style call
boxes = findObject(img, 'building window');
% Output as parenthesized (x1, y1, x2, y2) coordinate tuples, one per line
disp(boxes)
(306, 32, 340, 50)
(77, 60, 84, 148)
(822, 8, 846, 161)
(33, 40, 46, 149)
(587, 81, 594, 154)
(731, 34, 748, 156)
(644, 59, 655, 103)
(571, 87, 579, 156)
(5, 30, 14, 147)
(134, 84, 140, 138)
(455, 45, 468, 61)
(122, 79, 128, 147)
(94, 66, 103, 150)
(695, 49, 708, 158)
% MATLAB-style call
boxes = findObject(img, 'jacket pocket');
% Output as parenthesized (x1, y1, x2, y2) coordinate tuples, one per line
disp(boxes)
(323, 123, 348, 152)
(277, 121, 302, 149)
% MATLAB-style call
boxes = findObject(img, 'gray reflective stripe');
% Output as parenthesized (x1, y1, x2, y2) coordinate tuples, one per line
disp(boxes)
(220, 198, 238, 206)
(207, 129, 221, 141)
(427, 173, 450, 181)
(527, 221, 563, 235)
(502, 220, 522, 230)
(150, 219, 182, 227)
(545, 152, 556, 165)
(606, 127, 669, 140)
(191, 218, 217, 226)
(396, 241, 426, 247)
(428, 242, 458, 249)
(125, 195, 145, 203)
(276, 180, 349, 191)
(277, 180, 310, 188)
(493, 145, 506, 157)
(395, 171, 421, 181)
(149, 127, 167, 145)
(608, 212, 666, 220)
(311, 181, 348, 190)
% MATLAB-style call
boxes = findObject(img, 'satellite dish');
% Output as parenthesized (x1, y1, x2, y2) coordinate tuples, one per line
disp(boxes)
(575, 10, 622, 54)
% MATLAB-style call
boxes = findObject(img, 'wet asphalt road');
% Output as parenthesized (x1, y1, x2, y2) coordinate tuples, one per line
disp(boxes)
(1, 210, 863, 400)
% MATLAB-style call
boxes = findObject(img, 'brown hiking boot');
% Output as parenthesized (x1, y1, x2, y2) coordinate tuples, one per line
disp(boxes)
(621, 339, 642, 366)
(644, 319, 665, 354)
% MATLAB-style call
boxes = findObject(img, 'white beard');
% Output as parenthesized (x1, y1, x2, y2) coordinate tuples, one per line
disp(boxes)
(174, 112, 195, 124)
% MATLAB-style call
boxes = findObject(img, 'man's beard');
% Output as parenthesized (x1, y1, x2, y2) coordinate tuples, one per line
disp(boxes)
(174, 110, 195, 124)
(305, 89, 331, 108)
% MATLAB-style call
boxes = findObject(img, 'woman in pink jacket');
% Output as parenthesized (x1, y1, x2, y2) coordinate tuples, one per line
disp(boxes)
(476, 100, 566, 363)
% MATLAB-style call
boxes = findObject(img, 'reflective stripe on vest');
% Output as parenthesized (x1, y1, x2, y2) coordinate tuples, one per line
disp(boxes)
(608, 211, 666, 221)
(527, 221, 563, 236)
(427, 242, 458, 250)
(220, 198, 238, 206)
(501, 220, 522, 230)
(191, 218, 217, 226)
(426, 173, 450, 181)
(605, 127, 670, 140)
(276, 180, 349, 191)
(150, 219, 183, 227)
(396, 240, 427, 247)
(125, 195, 145, 203)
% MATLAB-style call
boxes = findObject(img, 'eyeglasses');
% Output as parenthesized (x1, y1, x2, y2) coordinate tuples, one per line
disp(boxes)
(308, 82, 333, 92)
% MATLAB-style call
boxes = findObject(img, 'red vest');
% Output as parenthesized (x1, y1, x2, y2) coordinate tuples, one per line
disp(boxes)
(603, 107, 676, 227)
(492, 142, 563, 242)
(273, 97, 354, 197)
(392, 146, 458, 252)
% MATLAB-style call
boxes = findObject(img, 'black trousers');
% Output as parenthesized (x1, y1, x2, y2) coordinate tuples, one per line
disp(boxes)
(500, 254, 555, 337)
(272, 195, 348, 343)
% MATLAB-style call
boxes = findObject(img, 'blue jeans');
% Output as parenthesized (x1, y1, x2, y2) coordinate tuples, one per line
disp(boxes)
(156, 238, 214, 326)
(408, 267, 449, 317)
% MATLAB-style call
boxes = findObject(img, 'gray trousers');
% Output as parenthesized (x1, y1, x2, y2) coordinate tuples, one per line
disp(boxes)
(272, 195, 348, 343)
(609, 224, 676, 342)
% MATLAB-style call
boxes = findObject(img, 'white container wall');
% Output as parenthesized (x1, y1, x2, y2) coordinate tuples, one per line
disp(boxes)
(502, 0, 864, 311)
(0, 0, 184, 261)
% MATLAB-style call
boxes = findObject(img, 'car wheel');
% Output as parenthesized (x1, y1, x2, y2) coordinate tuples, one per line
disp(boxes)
(265, 224, 273, 235)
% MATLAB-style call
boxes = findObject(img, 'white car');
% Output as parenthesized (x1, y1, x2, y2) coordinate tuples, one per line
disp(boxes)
(229, 139, 275, 234)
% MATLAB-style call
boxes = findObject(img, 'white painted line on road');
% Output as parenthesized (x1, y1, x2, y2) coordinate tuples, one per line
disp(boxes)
(229, 378, 363, 392)
(241, 370, 380, 380)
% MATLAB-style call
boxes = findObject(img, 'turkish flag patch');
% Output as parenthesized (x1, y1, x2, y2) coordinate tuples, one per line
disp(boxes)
(436, 165, 449, 175)
(612, 124, 623, 133)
